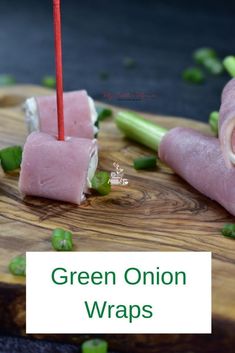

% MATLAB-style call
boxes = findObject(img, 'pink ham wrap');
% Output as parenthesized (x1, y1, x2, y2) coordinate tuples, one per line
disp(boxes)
(219, 78, 235, 168)
(159, 127, 235, 216)
(35, 90, 95, 138)
(19, 132, 97, 204)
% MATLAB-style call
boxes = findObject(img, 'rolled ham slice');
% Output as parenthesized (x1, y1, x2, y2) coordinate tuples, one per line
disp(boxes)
(24, 90, 98, 138)
(219, 78, 235, 168)
(19, 132, 98, 204)
(159, 127, 235, 216)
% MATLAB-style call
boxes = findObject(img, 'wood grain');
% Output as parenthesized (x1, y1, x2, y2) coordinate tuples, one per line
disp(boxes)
(0, 85, 234, 352)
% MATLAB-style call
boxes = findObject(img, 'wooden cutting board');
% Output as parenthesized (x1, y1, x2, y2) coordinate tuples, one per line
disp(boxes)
(0, 85, 234, 352)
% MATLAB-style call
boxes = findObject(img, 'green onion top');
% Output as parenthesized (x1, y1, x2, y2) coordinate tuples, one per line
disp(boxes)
(0, 146, 22, 172)
(41, 75, 56, 89)
(209, 111, 219, 135)
(51, 228, 73, 251)
(91, 171, 111, 196)
(221, 224, 235, 239)
(9, 255, 26, 277)
(223, 56, 235, 77)
(0, 74, 16, 86)
(134, 155, 157, 170)
(193, 47, 217, 65)
(82, 339, 108, 353)
(182, 67, 205, 84)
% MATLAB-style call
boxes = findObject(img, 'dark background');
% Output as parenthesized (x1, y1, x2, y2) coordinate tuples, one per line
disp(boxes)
(0, 0, 235, 123)
(0, 0, 234, 352)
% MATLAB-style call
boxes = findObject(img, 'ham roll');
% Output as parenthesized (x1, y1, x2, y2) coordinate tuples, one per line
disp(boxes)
(24, 90, 98, 138)
(159, 127, 235, 215)
(219, 78, 235, 168)
(19, 132, 98, 204)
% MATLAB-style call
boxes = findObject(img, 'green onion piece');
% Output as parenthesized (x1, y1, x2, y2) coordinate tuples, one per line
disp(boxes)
(97, 107, 113, 121)
(0, 146, 22, 172)
(51, 228, 73, 251)
(182, 67, 204, 84)
(9, 255, 26, 277)
(203, 57, 224, 75)
(41, 75, 56, 88)
(134, 155, 157, 170)
(193, 47, 217, 65)
(91, 171, 111, 196)
(0, 74, 16, 86)
(221, 224, 235, 239)
(99, 71, 109, 80)
(123, 57, 136, 69)
(209, 111, 219, 135)
(115, 111, 167, 151)
(82, 339, 108, 353)
(223, 56, 235, 77)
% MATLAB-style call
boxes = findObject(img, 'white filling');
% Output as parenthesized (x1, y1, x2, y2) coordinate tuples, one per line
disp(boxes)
(87, 148, 98, 188)
(24, 97, 39, 133)
(88, 96, 99, 135)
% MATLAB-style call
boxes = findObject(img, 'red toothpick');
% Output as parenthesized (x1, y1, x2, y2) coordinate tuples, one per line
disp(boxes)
(53, 0, 65, 141)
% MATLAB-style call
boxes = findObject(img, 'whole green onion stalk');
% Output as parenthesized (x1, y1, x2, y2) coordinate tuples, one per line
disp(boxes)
(115, 111, 168, 151)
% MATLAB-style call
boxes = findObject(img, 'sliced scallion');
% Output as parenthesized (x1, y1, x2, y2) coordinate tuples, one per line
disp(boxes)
(182, 67, 204, 84)
(9, 255, 26, 277)
(0, 146, 22, 172)
(193, 47, 217, 65)
(96, 106, 113, 122)
(82, 339, 108, 353)
(41, 75, 56, 89)
(203, 57, 223, 75)
(51, 228, 73, 251)
(134, 155, 157, 170)
(0, 74, 16, 86)
(91, 171, 111, 195)
(221, 224, 235, 239)
(123, 57, 136, 69)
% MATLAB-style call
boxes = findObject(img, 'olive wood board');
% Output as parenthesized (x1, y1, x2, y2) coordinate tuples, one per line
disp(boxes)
(0, 85, 234, 352)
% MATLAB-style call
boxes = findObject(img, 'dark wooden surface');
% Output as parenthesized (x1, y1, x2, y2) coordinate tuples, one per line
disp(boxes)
(0, 85, 235, 352)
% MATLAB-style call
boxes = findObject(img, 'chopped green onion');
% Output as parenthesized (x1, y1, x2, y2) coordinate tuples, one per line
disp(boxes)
(0, 74, 16, 86)
(221, 224, 235, 239)
(41, 75, 56, 89)
(182, 67, 204, 84)
(0, 146, 22, 172)
(134, 155, 157, 170)
(91, 171, 111, 196)
(96, 106, 113, 122)
(209, 111, 219, 135)
(123, 57, 136, 69)
(203, 57, 224, 75)
(193, 48, 217, 65)
(51, 228, 73, 251)
(99, 71, 109, 80)
(82, 339, 108, 353)
(223, 56, 235, 77)
(115, 111, 167, 150)
(9, 255, 26, 277)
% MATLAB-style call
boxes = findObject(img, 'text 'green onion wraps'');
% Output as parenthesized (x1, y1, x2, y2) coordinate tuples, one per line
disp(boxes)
(115, 111, 235, 216)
